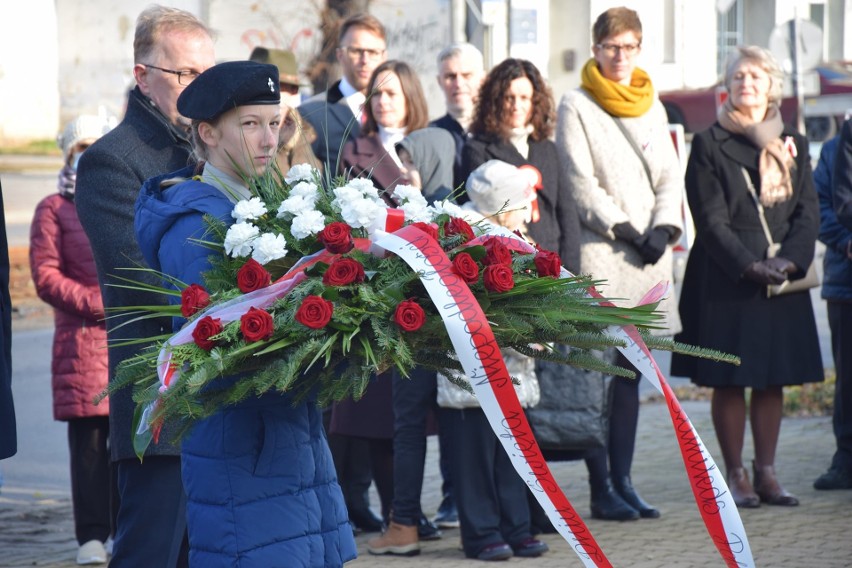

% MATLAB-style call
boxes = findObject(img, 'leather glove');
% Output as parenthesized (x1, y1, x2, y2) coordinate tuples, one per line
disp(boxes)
(635, 227, 672, 265)
(763, 256, 796, 275)
(612, 222, 642, 242)
(743, 260, 787, 285)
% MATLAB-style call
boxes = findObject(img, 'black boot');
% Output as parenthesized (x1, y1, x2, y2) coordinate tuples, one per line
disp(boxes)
(612, 476, 660, 519)
(590, 479, 639, 521)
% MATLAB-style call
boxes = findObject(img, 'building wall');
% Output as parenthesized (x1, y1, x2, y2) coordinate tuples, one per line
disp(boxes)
(0, 0, 60, 144)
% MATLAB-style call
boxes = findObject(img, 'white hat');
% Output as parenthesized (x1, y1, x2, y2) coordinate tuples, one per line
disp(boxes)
(57, 115, 116, 160)
(465, 160, 538, 216)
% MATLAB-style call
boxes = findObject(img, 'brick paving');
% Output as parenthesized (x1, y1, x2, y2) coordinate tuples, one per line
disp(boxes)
(1, 397, 849, 567)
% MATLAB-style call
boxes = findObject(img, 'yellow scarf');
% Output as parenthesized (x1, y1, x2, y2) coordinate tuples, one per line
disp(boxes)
(580, 58, 654, 117)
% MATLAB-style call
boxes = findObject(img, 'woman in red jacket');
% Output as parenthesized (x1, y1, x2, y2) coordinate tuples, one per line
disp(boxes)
(30, 114, 117, 565)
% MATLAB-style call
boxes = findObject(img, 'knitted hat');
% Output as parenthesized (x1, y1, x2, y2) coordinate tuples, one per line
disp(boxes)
(465, 160, 538, 216)
(56, 115, 116, 160)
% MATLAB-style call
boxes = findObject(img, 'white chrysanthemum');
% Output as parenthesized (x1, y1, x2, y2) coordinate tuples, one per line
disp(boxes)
(231, 197, 268, 223)
(251, 232, 288, 265)
(290, 210, 326, 240)
(333, 185, 363, 205)
(284, 163, 318, 185)
(400, 201, 432, 223)
(429, 199, 464, 218)
(223, 222, 259, 257)
(277, 194, 316, 218)
(393, 184, 426, 205)
(290, 181, 319, 200)
(339, 198, 384, 229)
(346, 177, 380, 198)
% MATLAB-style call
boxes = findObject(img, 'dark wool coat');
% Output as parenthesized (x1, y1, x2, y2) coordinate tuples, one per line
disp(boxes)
(136, 170, 356, 566)
(339, 133, 403, 193)
(298, 81, 362, 173)
(75, 86, 192, 460)
(0, 182, 15, 459)
(30, 194, 108, 421)
(462, 135, 581, 273)
(670, 123, 823, 387)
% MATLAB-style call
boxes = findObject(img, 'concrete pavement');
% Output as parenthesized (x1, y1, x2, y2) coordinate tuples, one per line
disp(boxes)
(1, 395, 849, 567)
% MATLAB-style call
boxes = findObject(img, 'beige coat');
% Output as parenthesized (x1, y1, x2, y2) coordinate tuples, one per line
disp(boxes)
(556, 89, 683, 334)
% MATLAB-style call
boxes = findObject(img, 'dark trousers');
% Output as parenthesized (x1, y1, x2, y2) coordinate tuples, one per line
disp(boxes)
(442, 407, 531, 558)
(323, 410, 374, 519)
(390, 368, 436, 525)
(828, 301, 852, 469)
(68, 416, 118, 545)
(110, 456, 188, 568)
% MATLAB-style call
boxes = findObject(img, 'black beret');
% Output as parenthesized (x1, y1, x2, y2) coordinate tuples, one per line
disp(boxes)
(177, 60, 280, 121)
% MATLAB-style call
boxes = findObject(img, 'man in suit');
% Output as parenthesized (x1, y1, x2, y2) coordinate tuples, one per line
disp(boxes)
(75, 5, 215, 566)
(0, 179, 15, 462)
(298, 13, 387, 174)
(429, 43, 485, 198)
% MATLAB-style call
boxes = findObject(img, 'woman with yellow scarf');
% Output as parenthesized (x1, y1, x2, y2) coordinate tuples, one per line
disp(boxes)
(555, 7, 684, 521)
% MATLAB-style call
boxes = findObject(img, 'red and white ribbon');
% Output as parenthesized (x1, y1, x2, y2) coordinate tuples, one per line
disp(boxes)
(375, 225, 613, 568)
(461, 226, 754, 567)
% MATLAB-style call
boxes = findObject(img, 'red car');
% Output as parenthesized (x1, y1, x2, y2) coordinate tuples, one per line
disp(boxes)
(659, 62, 852, 141)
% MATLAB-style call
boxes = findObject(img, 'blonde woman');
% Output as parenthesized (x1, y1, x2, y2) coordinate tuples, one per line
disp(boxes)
(671, 46, 822, 509)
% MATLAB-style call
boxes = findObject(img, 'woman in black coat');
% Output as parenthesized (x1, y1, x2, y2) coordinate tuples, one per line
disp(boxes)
(671, 46, 822, 509)
(461, 58, 579, 272)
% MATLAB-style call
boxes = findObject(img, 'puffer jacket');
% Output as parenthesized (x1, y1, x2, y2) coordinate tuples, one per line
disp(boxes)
(29, 193, 108, 421)
(135, 167, 357, 567)
(814, 134, 852, 301)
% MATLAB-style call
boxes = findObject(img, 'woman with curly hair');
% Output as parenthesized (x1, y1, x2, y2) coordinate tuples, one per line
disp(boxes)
(461, 57, 579, 272)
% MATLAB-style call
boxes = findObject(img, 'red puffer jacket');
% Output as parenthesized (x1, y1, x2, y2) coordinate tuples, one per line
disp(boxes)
(30, 193, 108, 421)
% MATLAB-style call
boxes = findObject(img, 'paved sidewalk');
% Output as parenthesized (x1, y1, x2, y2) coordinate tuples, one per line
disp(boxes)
(1, 397, 849, 567)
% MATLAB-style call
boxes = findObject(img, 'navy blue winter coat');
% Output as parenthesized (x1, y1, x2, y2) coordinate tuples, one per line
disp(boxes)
(135, 167, 357, 567)
(814, 134, 852, 302)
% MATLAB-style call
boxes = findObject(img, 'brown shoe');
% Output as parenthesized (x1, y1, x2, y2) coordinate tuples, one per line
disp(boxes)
(367, 521, 420, 556)
(727, 467, 760, 508)
(752, 461, 799, 506)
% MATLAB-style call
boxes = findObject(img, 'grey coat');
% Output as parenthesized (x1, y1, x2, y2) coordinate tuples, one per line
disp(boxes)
(298, 81, 362, 174)
(556, 89, 684, 334)
(75, 87, 193, 461)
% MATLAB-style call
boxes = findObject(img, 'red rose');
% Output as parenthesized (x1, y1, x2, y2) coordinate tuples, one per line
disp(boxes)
(410, 222, 439, 241)
(322, 257, 366, 287)
(318, 222, 354, 254)
(240, 306, 274, 342)
(192, 316, 223, 351)
(534, 249, 562, 278)
(237, 258, 272, 293)
(394, 299, 426, 332)
(452, 252, 480, 284)
(180, 283, 210, 317)
(295, 295, 334, 329)
(443, 217, 475, 243)
(483, 238, 513, 266)
(483, 264, 515, 293)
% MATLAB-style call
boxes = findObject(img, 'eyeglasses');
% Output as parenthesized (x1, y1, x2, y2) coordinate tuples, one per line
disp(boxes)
(596, 42, 641, 57)
(143, 63, 201, 86)
(339, 46, 385, 61)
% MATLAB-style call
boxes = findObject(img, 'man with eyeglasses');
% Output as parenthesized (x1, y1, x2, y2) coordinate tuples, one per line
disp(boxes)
(75, 5, 215, 567)
(298, 13, 388, 173)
